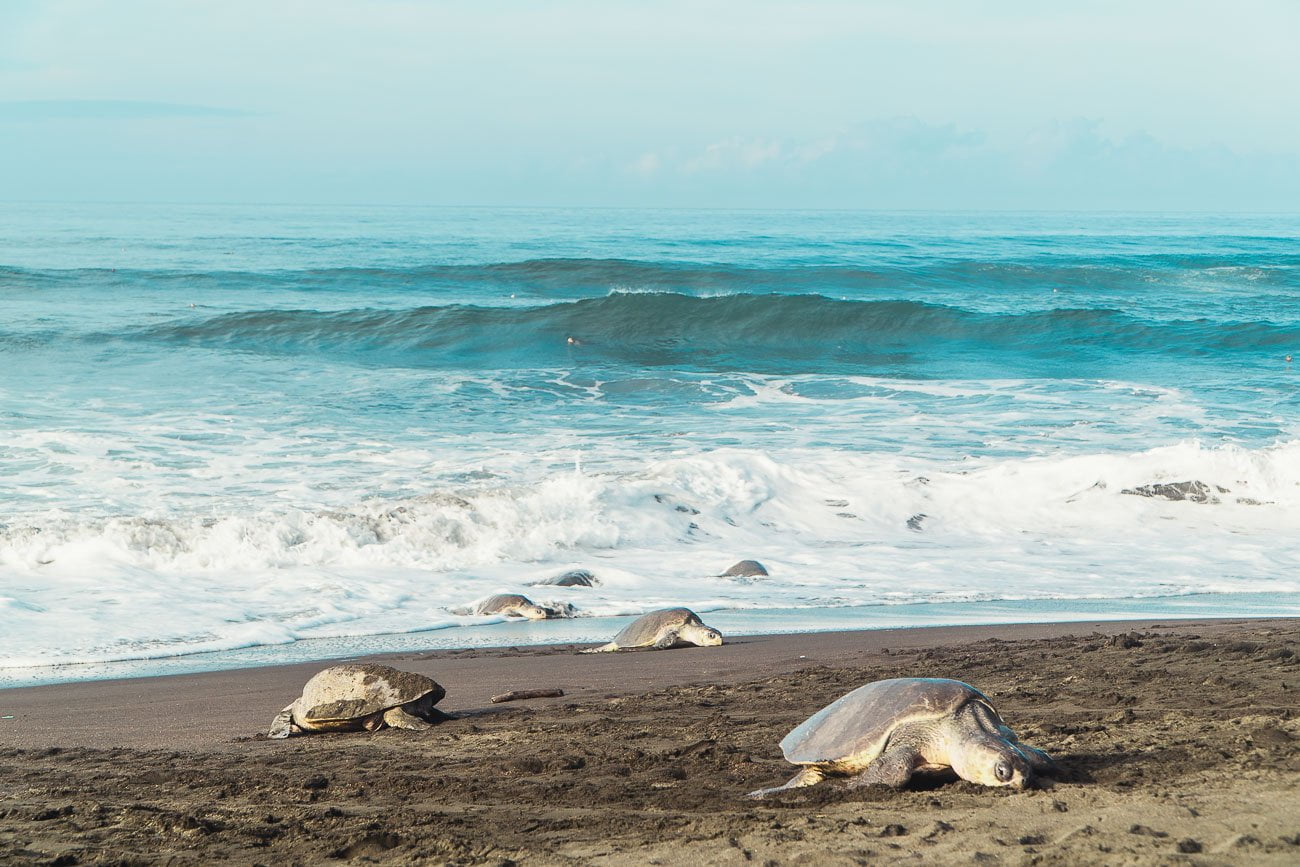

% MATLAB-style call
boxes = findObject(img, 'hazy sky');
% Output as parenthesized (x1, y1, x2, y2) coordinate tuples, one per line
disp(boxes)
(2, 0, 1298, 209)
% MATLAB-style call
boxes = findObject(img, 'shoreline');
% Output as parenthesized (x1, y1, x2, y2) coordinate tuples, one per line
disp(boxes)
(1, 616, 1293, 750)
(2, 616, 1297, 863)
(7, 590, 1300, 690)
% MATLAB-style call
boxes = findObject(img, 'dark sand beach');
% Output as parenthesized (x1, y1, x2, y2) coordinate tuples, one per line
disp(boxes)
(2, 618, 1298, 865)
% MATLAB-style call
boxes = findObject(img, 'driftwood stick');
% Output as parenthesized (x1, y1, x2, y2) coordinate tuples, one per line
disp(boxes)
(490, 688, 565, 703)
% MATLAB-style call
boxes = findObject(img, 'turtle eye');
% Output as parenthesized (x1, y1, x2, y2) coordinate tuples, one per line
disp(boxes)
(994, 761, 1014, 782)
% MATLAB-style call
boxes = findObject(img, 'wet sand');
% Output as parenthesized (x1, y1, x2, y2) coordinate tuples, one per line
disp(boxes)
(2, 618, 1298, 864)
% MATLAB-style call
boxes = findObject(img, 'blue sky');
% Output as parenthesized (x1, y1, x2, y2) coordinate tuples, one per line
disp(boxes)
(1, 0, 1298, 209)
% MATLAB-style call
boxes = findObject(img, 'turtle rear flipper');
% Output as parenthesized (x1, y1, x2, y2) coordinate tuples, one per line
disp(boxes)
(383, 706, 434, 731)
(746, 766, 825, 799)
(268, 705, 297, 739)
(580, 642, 619, 654)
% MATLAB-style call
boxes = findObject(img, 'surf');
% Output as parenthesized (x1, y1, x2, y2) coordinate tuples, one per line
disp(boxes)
(3, 441, 1299, 670)
(117, 292, 1300, 376)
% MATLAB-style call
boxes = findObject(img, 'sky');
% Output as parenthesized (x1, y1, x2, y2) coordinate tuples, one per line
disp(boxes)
(1, 0, 1298, 210)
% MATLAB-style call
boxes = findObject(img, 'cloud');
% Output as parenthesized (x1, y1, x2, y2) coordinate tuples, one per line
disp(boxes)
(608, 116, 1300, 210)
(0, 99, 252, 121)
(629, 119, 983, 178)
(629, 152, 661, 176)
(683, 138, 784, 174)
(794, 138, 838, 164)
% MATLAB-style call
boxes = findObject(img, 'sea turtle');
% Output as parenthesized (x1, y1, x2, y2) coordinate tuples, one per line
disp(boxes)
(268, 664, 446, 738)
(582, 607, 723, 653)
(747, 677, 1056, 797)
(467, 593, 552, 619)
(531, 569, 599, 587)
(720, 559, 769, 578)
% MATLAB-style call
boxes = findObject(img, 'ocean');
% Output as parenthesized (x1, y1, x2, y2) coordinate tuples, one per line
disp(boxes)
(3, 203, 1299, 685)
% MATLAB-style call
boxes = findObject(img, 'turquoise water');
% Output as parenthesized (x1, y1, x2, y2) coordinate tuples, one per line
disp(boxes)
(2, 204, 1298, 679)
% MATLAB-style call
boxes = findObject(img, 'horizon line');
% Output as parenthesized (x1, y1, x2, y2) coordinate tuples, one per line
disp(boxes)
(5, 199, 1300, 217)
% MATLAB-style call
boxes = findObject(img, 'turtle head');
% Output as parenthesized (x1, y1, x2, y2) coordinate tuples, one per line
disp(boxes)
(514, 603, 551, 620)
(946, 723, 1034, 788)
(942, 699, 1035, 788)
(679, 622, 723, 647)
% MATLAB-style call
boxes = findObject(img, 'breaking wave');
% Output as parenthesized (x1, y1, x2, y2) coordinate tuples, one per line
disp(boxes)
(126, 293, 1300, 373)
(4, 442, 1299, 669)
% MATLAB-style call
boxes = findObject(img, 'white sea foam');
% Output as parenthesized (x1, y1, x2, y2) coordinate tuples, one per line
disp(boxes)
(3, 440, 1299, 670)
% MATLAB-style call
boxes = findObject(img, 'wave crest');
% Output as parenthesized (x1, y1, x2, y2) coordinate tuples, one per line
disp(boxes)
(133, 292, 1300, 372)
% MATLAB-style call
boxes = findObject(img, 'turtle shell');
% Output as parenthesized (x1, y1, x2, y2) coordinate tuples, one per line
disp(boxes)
(536, 569, 598, 587)
(612, 608, 701, 647)
(475, 594, 533, 615)
(721, 559, 768, 577)
(297, 664, 444, 724)
(781, 677, 993, 765)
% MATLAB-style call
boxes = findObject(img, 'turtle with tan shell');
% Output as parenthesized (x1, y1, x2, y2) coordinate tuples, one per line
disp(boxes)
(268, 664, 447, 738)
(582, 607, 723, 653)
(531, 569, 599, 587)
(720, 559, 768, 578)
(747, 677, 1056, 797)
(463, 593, 552, 620)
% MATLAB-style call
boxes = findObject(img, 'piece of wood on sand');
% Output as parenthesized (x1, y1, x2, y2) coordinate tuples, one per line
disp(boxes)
(490, 688, 565, 703)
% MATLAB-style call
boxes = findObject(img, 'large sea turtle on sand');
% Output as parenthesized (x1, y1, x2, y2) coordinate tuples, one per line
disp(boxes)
(747, 677, 1056, 797)
(465, 593, 552, 619)
(582, 607, 723, 653)
(268, 664, 446, 738)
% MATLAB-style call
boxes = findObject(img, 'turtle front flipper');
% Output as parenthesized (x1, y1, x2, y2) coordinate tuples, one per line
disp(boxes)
(994, 721, 1058, 777)
(746, 766, 825, 799)
(268, 705, 297, 739)
(1014, 742, 1058, 776)
(383, 706, 434, 731)
(653, 630, 680, 650)
(847, 745, 922, 788)
(580, 642, 619, 654)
